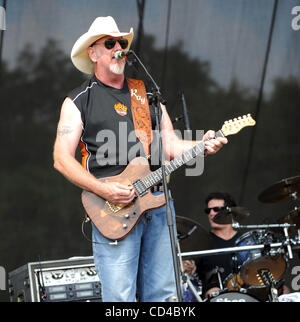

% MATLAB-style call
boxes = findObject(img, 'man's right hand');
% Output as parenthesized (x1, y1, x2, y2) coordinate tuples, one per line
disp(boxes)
(98, 182, 136, 206)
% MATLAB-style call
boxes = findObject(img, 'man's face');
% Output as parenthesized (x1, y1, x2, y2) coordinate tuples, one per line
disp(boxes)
(206, 198, 225, 229)
(89, 36, 127, 75)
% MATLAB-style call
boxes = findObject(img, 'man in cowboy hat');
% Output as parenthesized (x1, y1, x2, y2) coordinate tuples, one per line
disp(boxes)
(53, 16, 227, 302)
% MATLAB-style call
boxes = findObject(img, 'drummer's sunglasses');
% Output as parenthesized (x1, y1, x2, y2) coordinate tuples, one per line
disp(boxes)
(104, 38, 129, 50)
(204, 206, 225, 214)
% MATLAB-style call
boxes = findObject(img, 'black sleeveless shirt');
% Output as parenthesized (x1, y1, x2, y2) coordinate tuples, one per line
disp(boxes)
(68, 75, 160, 178)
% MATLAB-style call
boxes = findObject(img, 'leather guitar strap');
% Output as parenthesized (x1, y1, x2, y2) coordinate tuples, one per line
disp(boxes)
(127, 78, 152, 157)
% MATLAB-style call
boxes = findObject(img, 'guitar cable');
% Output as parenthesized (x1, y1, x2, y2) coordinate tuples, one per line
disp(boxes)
(81, 216, 118, 246)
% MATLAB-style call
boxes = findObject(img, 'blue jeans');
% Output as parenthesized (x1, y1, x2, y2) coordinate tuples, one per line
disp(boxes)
(92, 192, 177, 302)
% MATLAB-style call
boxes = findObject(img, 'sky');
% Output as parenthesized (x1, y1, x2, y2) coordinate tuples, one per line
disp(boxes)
(2, 0, 300, 93)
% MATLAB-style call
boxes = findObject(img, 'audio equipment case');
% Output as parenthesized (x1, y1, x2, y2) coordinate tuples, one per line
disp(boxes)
(8, 256, 101, 302)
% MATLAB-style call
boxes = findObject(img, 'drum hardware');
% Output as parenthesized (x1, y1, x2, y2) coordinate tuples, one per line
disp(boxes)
(177, 213, 300, 302)
(180, 272, 203, 302)
(232, 222, 296, 260)
(277, 207, 300, 232)
(283, 226, 293, 259)
(205, 266, 225, 291)
(180, 242, 285, 259)
(232, 222, 296, 230)
(257, 269, 279, 302)
(176, 217, 205, 302)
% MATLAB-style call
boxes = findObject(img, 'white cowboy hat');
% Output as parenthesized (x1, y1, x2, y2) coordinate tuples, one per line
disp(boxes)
(71, 16, 134, 74)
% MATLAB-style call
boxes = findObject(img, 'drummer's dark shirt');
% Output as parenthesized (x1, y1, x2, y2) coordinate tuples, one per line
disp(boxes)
(196, 231, 243, 293)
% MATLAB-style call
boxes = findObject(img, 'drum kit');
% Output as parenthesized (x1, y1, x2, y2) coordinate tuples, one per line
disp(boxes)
(177, 175, 300, 302)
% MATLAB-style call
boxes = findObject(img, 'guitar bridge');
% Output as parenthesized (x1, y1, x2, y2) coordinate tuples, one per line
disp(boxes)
(105, 201, 123, 213)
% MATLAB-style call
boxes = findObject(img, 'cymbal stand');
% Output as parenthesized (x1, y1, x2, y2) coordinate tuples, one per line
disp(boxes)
(283, 226, 294, 259)
(177, 241, 203, 302)
(232, 222, 295, 230)
(205, 266, 224, 291)
(215, 266, 224, 291)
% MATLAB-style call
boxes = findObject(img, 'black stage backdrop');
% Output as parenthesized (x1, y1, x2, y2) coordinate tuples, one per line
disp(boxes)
(0, 0, 300, 301)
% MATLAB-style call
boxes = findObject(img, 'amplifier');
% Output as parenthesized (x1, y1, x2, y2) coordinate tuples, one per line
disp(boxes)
(8, 256, 101, 302)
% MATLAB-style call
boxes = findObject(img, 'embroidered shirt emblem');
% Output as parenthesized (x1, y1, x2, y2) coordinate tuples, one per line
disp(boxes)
(114, 102, 128, 116)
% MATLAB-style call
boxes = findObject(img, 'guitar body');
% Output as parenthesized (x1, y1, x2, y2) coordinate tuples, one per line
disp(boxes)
(82, 157, 166, 241)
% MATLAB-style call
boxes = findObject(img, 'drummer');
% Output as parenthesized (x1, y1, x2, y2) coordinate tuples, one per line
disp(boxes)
(183, 192, 243, 298)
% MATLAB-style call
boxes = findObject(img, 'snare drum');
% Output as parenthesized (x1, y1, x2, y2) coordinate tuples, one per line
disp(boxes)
(235, 230, 287, 286)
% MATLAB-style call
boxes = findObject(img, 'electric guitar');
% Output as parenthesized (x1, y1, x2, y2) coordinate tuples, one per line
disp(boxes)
(82, 114, 256, 241)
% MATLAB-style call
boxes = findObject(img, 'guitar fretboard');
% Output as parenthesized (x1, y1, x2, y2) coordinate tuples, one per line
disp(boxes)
(139, 130, 224, 190)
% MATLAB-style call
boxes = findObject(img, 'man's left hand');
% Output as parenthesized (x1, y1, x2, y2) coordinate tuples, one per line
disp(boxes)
(203, 130, 228, 155)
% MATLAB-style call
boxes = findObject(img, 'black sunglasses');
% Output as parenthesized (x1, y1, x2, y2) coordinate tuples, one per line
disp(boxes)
(103, 38, 129, 50)
(204, 206, 225, 214)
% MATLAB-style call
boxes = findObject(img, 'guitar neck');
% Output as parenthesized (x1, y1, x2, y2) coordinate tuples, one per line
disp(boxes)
(140, 130, 225, 189)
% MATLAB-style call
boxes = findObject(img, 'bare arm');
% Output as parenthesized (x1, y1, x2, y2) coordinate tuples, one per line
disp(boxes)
(53, 97, 135, 205)
(159, 104, 228, 160)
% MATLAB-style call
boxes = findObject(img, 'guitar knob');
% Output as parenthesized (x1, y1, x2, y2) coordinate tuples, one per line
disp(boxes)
(124, 214, 129, 219)
(123, 224, 127, 229)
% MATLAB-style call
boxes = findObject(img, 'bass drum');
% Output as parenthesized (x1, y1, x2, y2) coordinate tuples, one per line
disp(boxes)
(209, 291, 260, 302)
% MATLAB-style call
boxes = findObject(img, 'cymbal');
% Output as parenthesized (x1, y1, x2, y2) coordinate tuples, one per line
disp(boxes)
(176, 216, 212, 253)
(258, 175, 300, 203)
(277, 207, 300, 231)
(213, 207, 250, 224)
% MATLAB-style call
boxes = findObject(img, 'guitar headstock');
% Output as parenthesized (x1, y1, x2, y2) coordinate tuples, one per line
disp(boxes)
(221, 114, 256, 136)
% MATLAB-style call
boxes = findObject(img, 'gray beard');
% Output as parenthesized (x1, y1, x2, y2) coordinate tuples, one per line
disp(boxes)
(110, 62, 125, 75)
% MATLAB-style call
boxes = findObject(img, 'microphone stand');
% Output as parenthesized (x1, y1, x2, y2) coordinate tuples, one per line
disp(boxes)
(126, 50, 182, 302)
(181, 92, 191, 133)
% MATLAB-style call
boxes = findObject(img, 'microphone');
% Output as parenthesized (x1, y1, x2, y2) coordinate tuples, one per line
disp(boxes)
(114, 50, 131, 60)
